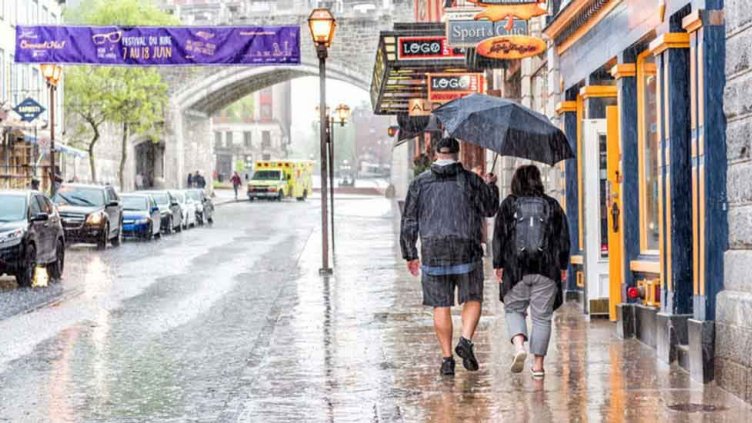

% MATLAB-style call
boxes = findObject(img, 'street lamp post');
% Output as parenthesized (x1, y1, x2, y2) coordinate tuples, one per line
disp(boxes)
(328, 103, 350, 253)
(40, 64, 62, 196)
(308, 8, 337, 275)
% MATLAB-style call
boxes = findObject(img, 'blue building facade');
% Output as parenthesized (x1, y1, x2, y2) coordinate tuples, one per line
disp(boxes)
(545, 0, 728, 388)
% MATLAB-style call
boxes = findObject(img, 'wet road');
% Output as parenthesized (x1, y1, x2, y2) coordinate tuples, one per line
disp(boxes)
(1, 197, 751, 422)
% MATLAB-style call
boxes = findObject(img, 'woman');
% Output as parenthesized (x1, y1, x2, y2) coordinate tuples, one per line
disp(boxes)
(493, 165, 570, 378)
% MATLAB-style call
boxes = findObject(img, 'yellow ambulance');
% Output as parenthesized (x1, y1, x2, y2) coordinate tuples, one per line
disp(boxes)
(247, 160, 314, 201)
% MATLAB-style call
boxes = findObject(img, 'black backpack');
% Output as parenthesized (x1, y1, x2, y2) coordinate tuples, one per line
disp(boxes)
(513, 196, 551, 261)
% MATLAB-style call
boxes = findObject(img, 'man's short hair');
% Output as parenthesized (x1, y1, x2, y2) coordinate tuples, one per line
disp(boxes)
(435, 137, 460, 154)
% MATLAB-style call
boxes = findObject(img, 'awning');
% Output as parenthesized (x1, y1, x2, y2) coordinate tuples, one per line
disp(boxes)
(22, 132, 88, 158)
(370, 23, 468, 115)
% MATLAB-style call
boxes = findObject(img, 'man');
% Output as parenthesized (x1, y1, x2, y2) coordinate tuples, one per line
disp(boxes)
(187, 172, 194, 188)
(230, 171, 242, 200)
(400, 137, 499, 376)
(195, 171, 206, 189)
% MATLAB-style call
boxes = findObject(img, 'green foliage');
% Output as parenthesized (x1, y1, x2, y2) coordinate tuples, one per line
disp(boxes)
(63, 0, 176, 184)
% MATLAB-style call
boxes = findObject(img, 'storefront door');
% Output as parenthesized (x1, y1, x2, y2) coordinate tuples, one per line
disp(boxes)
(583, 119, 610, 316)
(606, 106, 623, 321)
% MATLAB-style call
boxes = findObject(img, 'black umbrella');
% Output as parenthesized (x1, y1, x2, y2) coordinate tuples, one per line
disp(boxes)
(432, 93, 574, 165)
(394, 114, 442, 146)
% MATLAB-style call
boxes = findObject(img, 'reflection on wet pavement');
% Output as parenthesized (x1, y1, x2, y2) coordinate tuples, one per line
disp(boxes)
(0, 197, 749, 422)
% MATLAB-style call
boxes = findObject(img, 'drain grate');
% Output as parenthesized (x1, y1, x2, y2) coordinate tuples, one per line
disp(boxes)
(667, 403, 727, 413)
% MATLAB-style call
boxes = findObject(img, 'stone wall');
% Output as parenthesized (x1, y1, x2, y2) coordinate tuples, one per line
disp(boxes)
(717, 0, 752, 402)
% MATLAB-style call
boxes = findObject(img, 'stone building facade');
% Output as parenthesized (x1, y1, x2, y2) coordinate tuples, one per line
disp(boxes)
(717, 0, 752, 402)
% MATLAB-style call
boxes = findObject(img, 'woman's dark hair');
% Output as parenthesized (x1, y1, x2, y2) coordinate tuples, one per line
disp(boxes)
(511, 165, 544, 196)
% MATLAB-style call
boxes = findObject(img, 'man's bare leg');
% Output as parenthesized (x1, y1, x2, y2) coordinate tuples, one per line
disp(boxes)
(433, 307, 453, 358)
(460, 300, 481, 340)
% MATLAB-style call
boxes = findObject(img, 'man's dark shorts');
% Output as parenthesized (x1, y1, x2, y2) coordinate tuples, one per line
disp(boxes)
(421, 265, 484, 307)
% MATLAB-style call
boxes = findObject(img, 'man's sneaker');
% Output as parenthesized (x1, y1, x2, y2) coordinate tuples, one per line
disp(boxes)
(440, 357, 456, 376)
(455, 337, 480, 371)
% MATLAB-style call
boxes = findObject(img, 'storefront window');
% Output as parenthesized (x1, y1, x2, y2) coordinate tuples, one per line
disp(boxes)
(638, 52, 660, 252)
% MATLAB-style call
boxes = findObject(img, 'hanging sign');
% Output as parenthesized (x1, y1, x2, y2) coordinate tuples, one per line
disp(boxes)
(14, 25, 300, 66)
(472, 0, 548, 30)
(13, 98, 45, 122)
(427, 73, 485, 103)
(408, 99, 434, 116)
(396, 36, 464, 61)
(476, 35, 546, 60)
(447, 18, 528, 47)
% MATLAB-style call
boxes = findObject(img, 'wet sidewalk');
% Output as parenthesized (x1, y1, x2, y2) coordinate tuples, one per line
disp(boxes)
(229, 197, 752, 422)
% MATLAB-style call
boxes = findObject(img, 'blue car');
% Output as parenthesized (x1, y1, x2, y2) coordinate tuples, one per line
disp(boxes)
(120, 194, 161, 240)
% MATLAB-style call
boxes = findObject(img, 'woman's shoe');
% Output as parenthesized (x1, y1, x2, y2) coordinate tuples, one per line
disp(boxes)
(510, 350, 527, 373)
(530, 367, 545, 379)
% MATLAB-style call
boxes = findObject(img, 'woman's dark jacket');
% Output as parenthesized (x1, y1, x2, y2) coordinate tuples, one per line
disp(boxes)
(492, 194, 570, 310)
(400, 162, 499, 266)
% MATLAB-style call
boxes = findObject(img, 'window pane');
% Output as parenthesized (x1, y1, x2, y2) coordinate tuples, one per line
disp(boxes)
(641, 55, 660, 251)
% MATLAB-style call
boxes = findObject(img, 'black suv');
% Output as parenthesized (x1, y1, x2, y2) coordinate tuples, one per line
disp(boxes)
(52, 184, 123, 249)
(0, 190, 65, 287)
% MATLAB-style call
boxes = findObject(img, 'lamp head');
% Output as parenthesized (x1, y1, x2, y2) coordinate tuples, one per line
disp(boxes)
(335, 104, 350, 126)
(40, 64, 63, 86)
(308, 8, 336, 48)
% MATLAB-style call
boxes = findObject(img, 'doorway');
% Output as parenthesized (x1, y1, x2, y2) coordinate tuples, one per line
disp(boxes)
(582, 119, 610, 316)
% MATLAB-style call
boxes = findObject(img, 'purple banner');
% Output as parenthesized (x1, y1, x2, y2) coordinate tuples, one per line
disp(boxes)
(15, 25, 300, 66)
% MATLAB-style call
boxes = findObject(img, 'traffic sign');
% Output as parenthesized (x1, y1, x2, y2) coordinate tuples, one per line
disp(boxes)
(13, 97, 45, 122)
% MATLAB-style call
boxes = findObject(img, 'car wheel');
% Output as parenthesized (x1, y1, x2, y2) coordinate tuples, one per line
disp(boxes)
(48, 238, 64, 281)
(111, 224, 122, 247)
(16, 244, 36, 288)
(97, 224, 109, 250)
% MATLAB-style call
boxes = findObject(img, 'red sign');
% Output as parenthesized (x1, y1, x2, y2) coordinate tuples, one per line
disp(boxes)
(427, 73, 485, 103)
(397, 36, 464, 61)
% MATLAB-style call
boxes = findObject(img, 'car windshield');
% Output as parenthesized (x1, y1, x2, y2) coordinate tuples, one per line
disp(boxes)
(0, 195, 27, 222)
(52, 186, 105, 207)
(252, 170, 282, 181)
(187, 191, 200, 201)
(121, 196, 149, 211)
(149, 192, 169, 206)
(172, 192, 184, 203)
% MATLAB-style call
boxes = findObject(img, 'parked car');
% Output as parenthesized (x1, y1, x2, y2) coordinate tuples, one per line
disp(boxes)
(52, 184, 123, 250)
(143, 190, 182, 234)
(169, 190, 196, 229)
(186, 189, 214, 225)
(0, 190, 65, 287)
(120, 194, 161, 240)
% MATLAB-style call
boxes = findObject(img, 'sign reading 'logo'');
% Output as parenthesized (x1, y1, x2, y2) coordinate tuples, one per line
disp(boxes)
(427, 73, 484, 103)
(397, 36, 463, 61)
(13, 97, 45, 122)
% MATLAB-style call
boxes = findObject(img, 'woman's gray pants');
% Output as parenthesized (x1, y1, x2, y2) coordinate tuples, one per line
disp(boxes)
(504, 274, 558, 356)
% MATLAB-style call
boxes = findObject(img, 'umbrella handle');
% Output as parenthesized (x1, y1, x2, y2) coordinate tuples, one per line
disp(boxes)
(491, 153, 499, 173)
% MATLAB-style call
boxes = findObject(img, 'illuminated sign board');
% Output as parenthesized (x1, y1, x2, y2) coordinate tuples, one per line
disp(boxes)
(427, 73, 485, 102)
(397, 36, 464, 61)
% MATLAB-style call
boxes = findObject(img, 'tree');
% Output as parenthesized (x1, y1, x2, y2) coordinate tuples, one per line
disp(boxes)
(107, 68, 168, 191)
(64, 67, 112, 183)
(64, 0, 177, 187)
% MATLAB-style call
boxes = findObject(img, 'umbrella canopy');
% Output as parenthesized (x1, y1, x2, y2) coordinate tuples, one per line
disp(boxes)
(432, 93, 574, 165)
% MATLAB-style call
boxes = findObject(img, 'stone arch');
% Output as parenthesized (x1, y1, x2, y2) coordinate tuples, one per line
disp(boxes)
(172, 61, 370, 116)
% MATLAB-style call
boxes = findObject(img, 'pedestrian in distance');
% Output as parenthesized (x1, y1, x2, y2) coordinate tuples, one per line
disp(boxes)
(400, 137, 500, 376)
(493, 164, 570, 379)
(195, 171, 206, 189)
(230, 171, 242, 200)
